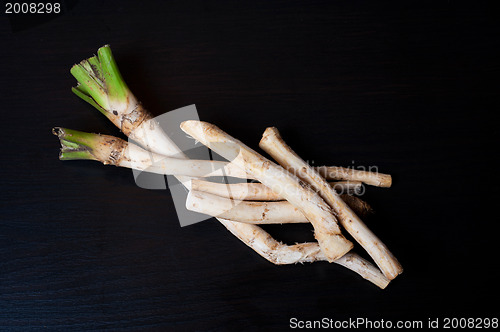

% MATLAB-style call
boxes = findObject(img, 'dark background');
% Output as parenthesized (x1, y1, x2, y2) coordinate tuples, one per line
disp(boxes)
(1, 1, 499, 330)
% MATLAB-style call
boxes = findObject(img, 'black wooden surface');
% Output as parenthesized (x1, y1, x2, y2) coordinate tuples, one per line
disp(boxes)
(1, 1, 499, 330)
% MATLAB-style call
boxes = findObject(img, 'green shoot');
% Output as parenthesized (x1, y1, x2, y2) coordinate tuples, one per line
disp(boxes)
(70, 45, 131, 117)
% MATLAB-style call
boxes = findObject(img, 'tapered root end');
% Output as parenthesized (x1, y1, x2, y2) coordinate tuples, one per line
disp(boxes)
(384, 261, 404, 281)
(382, 175, 392, 188)
(259, 126, 281, 147)
(180, 120, 202, 133)
(339, 194, 374, 218)
(180, 120, 211, 144)
(262, 126, 280, 138)
(316, 233, 354, 263)
(336, 253, 392, 289)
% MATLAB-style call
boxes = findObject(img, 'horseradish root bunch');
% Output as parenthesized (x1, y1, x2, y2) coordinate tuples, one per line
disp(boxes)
(54, 45, 403, 289)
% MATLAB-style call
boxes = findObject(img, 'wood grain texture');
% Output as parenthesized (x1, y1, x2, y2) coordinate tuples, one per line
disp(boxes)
(1, 1, 498, 330)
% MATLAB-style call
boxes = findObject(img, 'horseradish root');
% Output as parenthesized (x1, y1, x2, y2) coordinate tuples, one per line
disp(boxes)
(191, 179, 363, 200)
(68, 46, 311, 278)
(55, 45, 402, 288)
(188, 185, 373, 221)
(259, 127, 403, 280)
(315, 166, 392, 188)
(219, 219, 390, 289)
(180, 120, 354, 262)
(53, 128, 249, 179)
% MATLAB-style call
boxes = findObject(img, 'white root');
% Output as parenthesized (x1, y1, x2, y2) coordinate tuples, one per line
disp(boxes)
(191, 179, 363, 200)
(259, 127, 403, 280)
(105, 128, 391, 186)
(315, 166, 392, 188)
(180, 121, 353, 262)
(120, 142, 249, 180)
(192, 179, 283, 201)
(188, 186, 373, 221)
(187, 190, 306, 223)
(333, 253, 391, 289)
(73, 46, 392, 287)
(219, 219, 390, 289)
(116, 117, 312, 273)
(87, 128, 386, 286)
